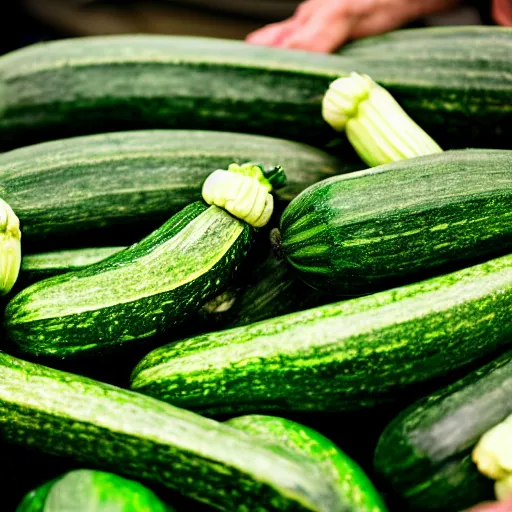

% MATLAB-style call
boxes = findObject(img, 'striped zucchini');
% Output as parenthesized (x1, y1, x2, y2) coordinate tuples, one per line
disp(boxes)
(130, 252, 512, 415)
(0, 130, 348, 248)
(226, 415, 388, 512)
(373, 349, 512, 511)
(0, 31, 510, 152)
(16, 470, 172, 512)
(337, 26, 512, 150)
(5, 201, 253, 359)
(20, 247, 125, 282)
(280, 149, 512, 296)
(0, 352, 343, 512)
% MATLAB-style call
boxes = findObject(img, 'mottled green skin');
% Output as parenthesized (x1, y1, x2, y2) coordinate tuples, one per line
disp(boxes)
(0, 129, 347, 246)
(130, 252, 512, 414)
(0, 353, 343, 512)
(281, 149, 512, 296)
(338, 26, 512, 150)
(374, 350, 512, 511)
(16, 470, 172, 511)
(0, 32, 510, 152)
(226, 415, 387, 512)
(5, 202, 253, 359)
(21, 247, 126, 281)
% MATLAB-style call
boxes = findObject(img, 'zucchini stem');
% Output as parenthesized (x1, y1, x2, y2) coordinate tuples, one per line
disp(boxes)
(0, 198, 21, 295)
(322, 72, 442, 167)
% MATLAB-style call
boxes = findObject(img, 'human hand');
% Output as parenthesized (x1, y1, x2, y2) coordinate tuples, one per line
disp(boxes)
(465, 497, 512, 512)
(246, 0, 460, 53)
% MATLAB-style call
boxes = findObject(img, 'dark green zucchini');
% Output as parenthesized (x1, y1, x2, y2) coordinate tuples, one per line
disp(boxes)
(373, 349, 512, 511)
(280, 149, 512, 296)
(0, 352, 343, 512)
(16, 470, 172, 512)
(226, 415, 388, 512)
(130, 252, 512, 415)
(0, 32, 510, 152)
(5, 201, 253, 359)
(0, 129, 348, 248)
(337, 26, 512, 150)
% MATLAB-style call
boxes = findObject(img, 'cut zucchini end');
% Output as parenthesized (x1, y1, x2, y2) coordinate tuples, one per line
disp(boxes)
(0, 199, 21, 295)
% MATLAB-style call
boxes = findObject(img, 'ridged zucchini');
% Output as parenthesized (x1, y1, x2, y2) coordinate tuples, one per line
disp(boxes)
(337, 26, 512, 150)
(0, 352, 343, 512)
(226, 415, 388, 512)
(0, 32, 510, 151)
(16, 470, 172, 512)
(130, 252, 512, 415)
(280, 149, 512, 296)
(5, 201, 253, 359)
(0, 129, 348, 247)
(373, 349, 512, 511)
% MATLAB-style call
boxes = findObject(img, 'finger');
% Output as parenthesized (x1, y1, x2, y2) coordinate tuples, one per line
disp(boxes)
(245, 19, 297, 46)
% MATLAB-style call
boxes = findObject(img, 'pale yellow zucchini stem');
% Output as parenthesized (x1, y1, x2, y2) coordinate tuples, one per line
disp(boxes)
(0, 198, 21, 295)
(322, 72, 443, 167)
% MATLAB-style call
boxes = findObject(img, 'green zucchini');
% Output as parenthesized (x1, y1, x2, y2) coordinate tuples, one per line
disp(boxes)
(337, 26, 512, 150)
(16, 469, 172, 512)
(5, 201, 253, 359)
(280, 149, 512, 296)
(0, 352, 343, 512)
(0, 32, 510, 152)
(130, 251, 512, 415)
(20, 247, 126, 282)
(0, 129, 348, 247)
(373, 349, 512, 511)
(226, 415, 388, 512)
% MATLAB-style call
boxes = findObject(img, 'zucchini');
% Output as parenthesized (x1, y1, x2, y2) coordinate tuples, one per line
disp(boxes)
(0, 352, 343, 512)
(5, 201, 253, 359)
(16, 469, 172, 512)
(226, 415, 388, 512)
(20, 247, 125, 282)
(130, 251, 512, 415)
(0, 32, 510, 152)
(0, 129, 348, 248)
(337, 26, 512, 150)
(280, 149, 512, 296)
(373, 349, 512, 511)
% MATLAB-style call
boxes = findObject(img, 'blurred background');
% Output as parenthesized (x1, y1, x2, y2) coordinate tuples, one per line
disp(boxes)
(1, 0, 493, 56)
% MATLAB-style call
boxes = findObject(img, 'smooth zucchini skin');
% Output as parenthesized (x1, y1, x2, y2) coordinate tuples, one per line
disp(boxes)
(373, 350, 512, 512)
(5, 202, 253, 359)
(0, 353, 343, 512)
(0, 32, 510, 152)
(130, 252, 512, 415)
(16, 470, 172, 512)
(280, 149, 512, 296)
(337, 26, 512, 150)
(226, 415, 388, 512)
(0, 129, 349, 247)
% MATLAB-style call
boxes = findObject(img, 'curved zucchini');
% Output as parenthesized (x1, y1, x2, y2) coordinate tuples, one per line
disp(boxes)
(5, 201, 253, 359)
(130, 252, 512, 415)
(16, 470, 172, 512)
(0, 129, 348, 247)
(280, 149, 512, 296)
(0, 352, 343, 512)
(226, 415, 388, 512)
(373, 349, 512, 511)
(0, 32, 510, 152)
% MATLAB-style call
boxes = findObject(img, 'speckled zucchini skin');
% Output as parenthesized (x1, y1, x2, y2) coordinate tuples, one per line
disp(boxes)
(0, 32, 510, 151)
(281, 149, 512, 295)
(130, 252, 512, 415)
(374, 350, 512, 512)
(227, 415, 387, 512)
(0, 353, 344, 512)
(0, 129, 348, 246)
(5, 202, 253, 359)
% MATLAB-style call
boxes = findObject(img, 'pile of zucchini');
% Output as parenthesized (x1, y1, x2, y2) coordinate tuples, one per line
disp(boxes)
(0, 25, 511, 512)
